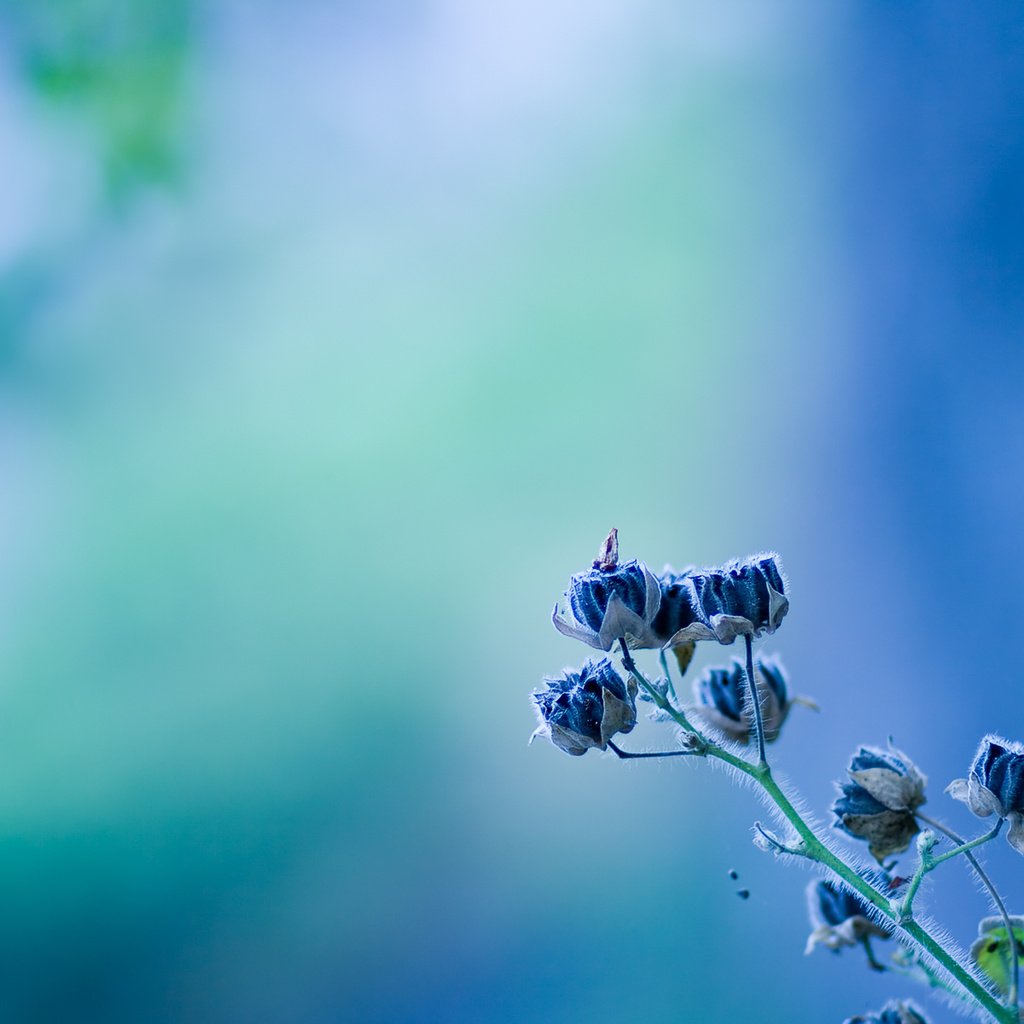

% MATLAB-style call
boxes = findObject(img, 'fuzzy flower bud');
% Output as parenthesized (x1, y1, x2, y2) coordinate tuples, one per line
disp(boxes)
(692, 655, 814, 745)
(832, 744, 927, 862)
(804, 879, 891, 956)
(947, 735, 1024, 854)
(659, 553, 789, 647)
(530, 659, 638, 756)
(843, 1000, 930, 1024)
(552, 529, 662, 651)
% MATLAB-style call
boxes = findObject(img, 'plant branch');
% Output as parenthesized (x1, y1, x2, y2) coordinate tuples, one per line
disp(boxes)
(613, 641, 1013, 1022)
(917, 811, 1019, 1009)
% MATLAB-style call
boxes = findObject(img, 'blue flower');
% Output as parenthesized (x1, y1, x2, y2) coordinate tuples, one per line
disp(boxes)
(804, 879, 891, 955)
(530, 659, 638, 756)
(843, 1000, 929, 1024)
(833, 744, 927, 862)
(552, 530, 662, 651)
(658, 554, 789, 646)
(692, 654, 815, 744)
(948, 735, 1024, 854)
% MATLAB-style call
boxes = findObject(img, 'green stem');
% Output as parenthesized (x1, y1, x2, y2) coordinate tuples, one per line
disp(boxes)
(616, 643, 1012, 1023)
(902, 822, 1002, 921)
(917, 811, 1019, 1010)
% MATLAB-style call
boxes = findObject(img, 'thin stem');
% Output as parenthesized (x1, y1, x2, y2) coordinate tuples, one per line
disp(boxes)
(613, 637, 1012, 1021)
(918, 811, 1019, 1008)
(618, 638, 708, 742)
(657, 647, 677, 701)
(861, 934, 885, 973)
(743, 634, 768, 769)
(607, 740, 699, 760)
(931, 820, 1002, 869)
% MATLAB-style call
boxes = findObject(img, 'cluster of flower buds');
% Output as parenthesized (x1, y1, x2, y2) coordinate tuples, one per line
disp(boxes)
(948, 735, 1024, 854)
(804, 879, 892, 957)
(842, 1001, 929, 1024)
(832, 745, 927, 862)
(550, 530, 789, 656)
(650, 556, 789, 648)
(536, 531, 796, 756)
(691, 655, 815, 745)
(530, 659, 638, 756)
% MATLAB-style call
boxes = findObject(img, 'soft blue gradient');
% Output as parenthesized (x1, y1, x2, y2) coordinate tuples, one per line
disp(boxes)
(0, 3, 1021, 1022)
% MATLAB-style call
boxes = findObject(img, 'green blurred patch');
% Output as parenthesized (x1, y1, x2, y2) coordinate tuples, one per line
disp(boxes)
(1, 0, 191, 201)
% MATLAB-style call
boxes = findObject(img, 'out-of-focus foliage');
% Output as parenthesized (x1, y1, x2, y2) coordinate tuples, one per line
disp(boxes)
(0, 0, 191, 201)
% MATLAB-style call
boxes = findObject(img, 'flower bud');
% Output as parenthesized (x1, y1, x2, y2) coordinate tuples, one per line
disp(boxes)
(804, 879, 891, 956)
(530, 659, 638, 756)
(659, 553, 789, 646)
(843, 1000, 930, 1024)
(552, 530, 662, 651)
(692, 654, 812, 745)
(969, 914, 1024, 996)
(947, 734, 1024, 854)
(832, 744, 927, 862)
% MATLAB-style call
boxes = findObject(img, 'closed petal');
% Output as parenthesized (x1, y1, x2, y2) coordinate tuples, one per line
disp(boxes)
(642, 563, 662, 621)
(709, 613, 754, 644)
(599, 690, 636, 744)
(547, 721, 595, 756)
(597, 594, 662, 650)
(1006, 812, 1024, 855)
(766, 578, 789, 632)
(849, 767, 921, 812)
(662, 622, 717, 646)
(967, 777, 1004, 817)
(551, 605, 605, 649)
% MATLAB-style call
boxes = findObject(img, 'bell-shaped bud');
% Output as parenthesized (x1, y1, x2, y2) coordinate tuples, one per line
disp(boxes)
(692, 654, 813, 745)
(674, 553, 788, 645)
(832, 744, 927, 862)
(804, 879, 891, 956)
(552, 530, 662, 651)
(530, 659, 638, 756)
(947, 735, 1024, 854)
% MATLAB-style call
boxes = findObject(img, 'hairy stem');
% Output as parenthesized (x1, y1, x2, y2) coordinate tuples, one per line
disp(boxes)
(616, 642, 1013, 1023)
(917, 811, 1019, 1009)
(607, 740, 699, 760)
(902, 822, 1002, 921)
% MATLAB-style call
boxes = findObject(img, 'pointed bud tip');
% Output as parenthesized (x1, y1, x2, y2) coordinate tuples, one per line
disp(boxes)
(594, 528, 619, 571)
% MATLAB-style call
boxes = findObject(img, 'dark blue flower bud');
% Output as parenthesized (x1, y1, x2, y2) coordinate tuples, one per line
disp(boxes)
(692, 654, 814, 745)
(552, 530, 662, 651)
(948, 735, 1024, 854)
(805, 879, 891, 955)
(650, 567, 701, 641)
(661, 553, 789, 646)
(530, 659, 638, 756)
(832, 744, 927, 862)
(843, 1000, 929, 1024)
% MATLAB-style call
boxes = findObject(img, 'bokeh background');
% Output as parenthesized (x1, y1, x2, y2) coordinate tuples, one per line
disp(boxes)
(0, 2, 1022, 1022)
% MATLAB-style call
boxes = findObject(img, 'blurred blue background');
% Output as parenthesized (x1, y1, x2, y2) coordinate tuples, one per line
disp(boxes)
(0, 2, 1021, 1022)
